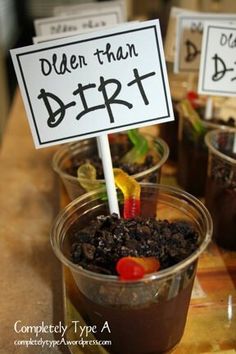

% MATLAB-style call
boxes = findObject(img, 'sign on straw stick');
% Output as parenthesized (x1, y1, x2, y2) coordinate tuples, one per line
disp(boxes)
(198, 22, 236, 153)
(53, 0, 126, 19)
(174, 13, 236, 73)
(34, 5, 126, 36)
(33, 22, 139, 45)
(164, 6, 194, 63)
(11, 20, 174, 148)
(198, 22, 236, 97)
(11, 20, 174, 214)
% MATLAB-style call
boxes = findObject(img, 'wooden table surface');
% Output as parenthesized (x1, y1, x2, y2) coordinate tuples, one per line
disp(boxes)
(0, 91, 235, 354)
(0, 91, 69, 354)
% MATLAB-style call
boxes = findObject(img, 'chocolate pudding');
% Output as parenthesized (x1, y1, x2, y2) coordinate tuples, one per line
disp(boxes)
(177, 114, 235, 197)
(64, 213, 199, 354)
(66, 134, 161, 183)
(205, 151, 236, 250)
(65, 266, 195, 354)
(50, 183, 212, 354)
(159, 103, 179, 162)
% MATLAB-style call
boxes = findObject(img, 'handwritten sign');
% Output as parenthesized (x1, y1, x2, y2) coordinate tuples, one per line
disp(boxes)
(33, 28, 94, 44)
(174, 13, 236, 73)
(53, 2, 98, 16)
(53, 0, 126, 18)
(198, 22, 236, 97)
(164, 7, 194, 63)
(11, 20, 174, 148)
(33, 22, 139, 45)
(34, 6, 125, 36)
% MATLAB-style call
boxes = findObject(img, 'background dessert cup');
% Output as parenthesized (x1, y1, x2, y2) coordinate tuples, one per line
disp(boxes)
(50, 183, 212, 354)
(52, 133, 169, 200)
(159, 72, 189, 162)
(205, 128, 236, 250)
(176, 97, 236, 197)
(177, 116, 223, 197)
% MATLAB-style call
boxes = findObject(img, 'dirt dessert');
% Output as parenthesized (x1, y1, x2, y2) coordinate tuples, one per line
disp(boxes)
(66, 213, 199, 354)
(50, 183, 212, 354)
(70, 213, 199, 275)
(66, 134, 161, 183)
(205, 148, 236, 250)
(177, 97, 236, 197)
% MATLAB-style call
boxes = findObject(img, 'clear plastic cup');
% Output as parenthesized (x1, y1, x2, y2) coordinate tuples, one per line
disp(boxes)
(50, 183, 212, 354)
(159, 73, 189, 162)
(205, 128, 236, 250)
(52, 133, 169, 200)
(177, 109, 228, 197)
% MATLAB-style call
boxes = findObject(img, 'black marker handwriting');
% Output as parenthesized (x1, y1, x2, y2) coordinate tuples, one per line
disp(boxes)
(190, 21, 203, 34)
(212, 54, 235, 81)
(94, 42, 138, 65)
(37, 68, 156, 127)
(38, 89, 76, 127)
(40, 53, 87, 76)
(220, 32, 236, 48)
(185, 40, 200, 62)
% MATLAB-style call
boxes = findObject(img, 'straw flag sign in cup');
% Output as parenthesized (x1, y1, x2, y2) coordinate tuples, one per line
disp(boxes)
(34, 3, 126, 36)
(198, 22, 236, 97)
(174, 13, 236, 73)
(11, 20, 173, 147)
(10, 19, 174, 213)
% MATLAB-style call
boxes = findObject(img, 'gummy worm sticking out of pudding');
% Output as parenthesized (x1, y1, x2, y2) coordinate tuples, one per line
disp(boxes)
(113, 168, 141, 219)
(78, 165, 160, 280)
(187, 90, 200, 109)
(77, 162, 141, 215)
(77, 162, 102, 191)
(78, 165, 141, 219)
(121, 129, 148, 164)
(177, 99, 206, 135)
(113, 170, 160, 280)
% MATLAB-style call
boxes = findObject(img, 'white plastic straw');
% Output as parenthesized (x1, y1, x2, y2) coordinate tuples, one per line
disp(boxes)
(96, 137, 102, 158)
(233, 131, 236, 154)
(97, 134, 120, 216)
(204, 96, 213, 120)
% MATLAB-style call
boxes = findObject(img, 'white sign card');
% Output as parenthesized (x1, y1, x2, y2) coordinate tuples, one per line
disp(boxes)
(33, 29, 90, 44)
(53, 0, 126, 19)
(33, 22, 139, 44)
(198, 22, 236, 97)
(174, 13, 236, 73)
(11, 20, 174, 149)
(34, 5, 126, 36)
(164, 6, 195, 63)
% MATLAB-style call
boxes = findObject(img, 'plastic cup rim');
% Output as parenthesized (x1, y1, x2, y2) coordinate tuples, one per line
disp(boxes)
(52, 135, 170, 183)
(205, 127, 236, 165)
(50, 183, 213, 284)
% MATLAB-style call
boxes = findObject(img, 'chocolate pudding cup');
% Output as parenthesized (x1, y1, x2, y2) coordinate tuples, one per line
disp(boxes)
(177, 109, 228, 197)
(159, 73, 189, 162)
(52, 133, 169, 200)
(205, 128, 236, 250)
(50, 184, 212, 354)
